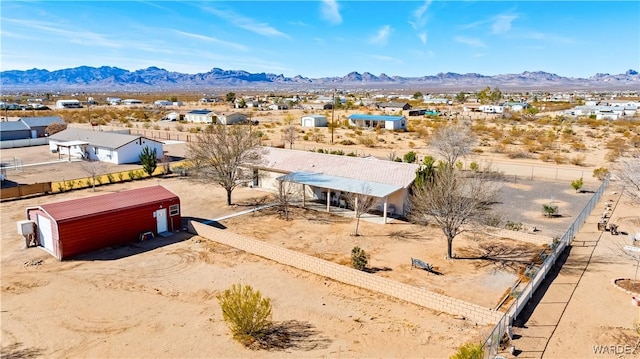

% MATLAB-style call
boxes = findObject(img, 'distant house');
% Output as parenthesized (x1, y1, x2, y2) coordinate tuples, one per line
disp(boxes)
(154, 100, 173, 106)
(268, 104, 288, 110)
(185, 109, 214, 123)
(123, 99, 143, 106)
(376, 102, 412, 112)
(213, 112, 248, 125)
(48, 128, 163, 164)
(301, 115, 328, 127)
(55, 99, 82, 109)
(408, 109, 440, 117)
(0, 116, 65, 141)
(348, 114, 407, 131)
(107, 97, 122, 105)
(502, 102, 530, 112)
(479, 105, 504, 114)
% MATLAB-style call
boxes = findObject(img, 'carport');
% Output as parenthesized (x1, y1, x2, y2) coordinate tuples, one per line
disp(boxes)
(277, 171, 403, 223)
(53, 140, 89, 160)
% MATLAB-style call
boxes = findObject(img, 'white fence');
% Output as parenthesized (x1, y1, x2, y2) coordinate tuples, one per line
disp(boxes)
(0, 137, 48, 149)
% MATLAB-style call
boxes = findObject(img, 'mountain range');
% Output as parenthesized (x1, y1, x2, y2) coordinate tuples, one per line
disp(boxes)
(1, 66, 638, 92)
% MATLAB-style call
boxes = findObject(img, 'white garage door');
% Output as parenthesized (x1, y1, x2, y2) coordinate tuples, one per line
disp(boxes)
(304, 119, 313, 127)
(37, 215, 54, 253)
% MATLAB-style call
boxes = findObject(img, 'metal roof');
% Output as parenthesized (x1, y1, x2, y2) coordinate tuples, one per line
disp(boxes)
(188, 109, 212, 115)
(260, 147, 418, 188)
(20, 116, 65, 128)
(278, 171, 402, 198)
(49, 128, 162, 149)
(38, 186, 179, 222)
(0, 121, 30, 132)
(348, 114, 405, 121)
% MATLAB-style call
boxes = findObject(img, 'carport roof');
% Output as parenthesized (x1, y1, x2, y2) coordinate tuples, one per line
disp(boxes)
(277, 171, 402, 198)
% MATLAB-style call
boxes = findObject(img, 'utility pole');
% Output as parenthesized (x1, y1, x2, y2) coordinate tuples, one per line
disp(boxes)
(331, 88, 336, 144)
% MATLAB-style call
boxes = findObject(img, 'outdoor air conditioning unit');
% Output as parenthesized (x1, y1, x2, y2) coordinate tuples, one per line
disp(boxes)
(17, 220, 35, 235)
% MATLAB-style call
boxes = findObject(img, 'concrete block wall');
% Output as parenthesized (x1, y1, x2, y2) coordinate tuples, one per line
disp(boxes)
(189, 221, 503, 325)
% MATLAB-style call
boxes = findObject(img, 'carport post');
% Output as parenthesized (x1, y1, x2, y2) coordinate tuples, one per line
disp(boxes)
(326, 189, 331, 212)
(383, 199, 388, 224)
(302, 184, 306, 207)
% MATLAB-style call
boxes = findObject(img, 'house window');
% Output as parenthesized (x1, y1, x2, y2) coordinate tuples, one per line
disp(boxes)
(169, 204, 180, 216)
(94, 147, 99, 155)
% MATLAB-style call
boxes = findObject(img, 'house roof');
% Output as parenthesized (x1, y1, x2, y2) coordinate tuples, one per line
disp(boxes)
(20, 116, 65, 128)
(278, 171, 402, 198)
(302, 115, 327, 119)
(188, 109, 212, 115)
(377, 102, 410, 108)
(348, 114, 405, 122)
(37, 186, 179, 223)
(260, 147, 418, 188)
(0, 120, 31, 132)
(49, 128, 162, 149)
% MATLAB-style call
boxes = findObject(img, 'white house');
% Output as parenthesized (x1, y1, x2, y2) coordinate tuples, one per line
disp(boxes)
(479, 105, 504, 114)
(268, 104, 288, 110)
(252, 147, 419, 221)
(213, 112, 248, 125)
(347, 114, 407, 131)
(185, 109, 214, 123)
(301, 115, 328, 127)
(55, 99, 82, 109)
(107, 97, 122, 105)
(48, 128, 163, 164)
(154, 100, 173, 106)
(123, 99, 143, 106)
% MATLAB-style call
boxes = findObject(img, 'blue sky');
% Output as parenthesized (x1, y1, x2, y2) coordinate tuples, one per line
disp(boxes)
(1, 1, 639, 78)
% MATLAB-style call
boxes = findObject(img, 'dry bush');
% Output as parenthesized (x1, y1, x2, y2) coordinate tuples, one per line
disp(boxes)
(553, 153, 568, 164)
(570, 141, 587, 151)
(539, 152, 553, 162)
(358, 134, 378, 147)
(507, 150, 531, 159)
(570, 154, 587, 166)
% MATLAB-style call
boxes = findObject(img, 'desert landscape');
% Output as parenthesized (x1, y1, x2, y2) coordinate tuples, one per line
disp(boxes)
(1, 98, 639, 358)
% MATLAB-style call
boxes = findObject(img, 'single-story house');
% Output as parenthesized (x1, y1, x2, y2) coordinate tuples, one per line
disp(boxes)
(213, 112, 248, 125)
(0, 116, 65, 141)
(268, 104, 288, 110)
(123, 99, 143, 105)
(376, 102, 412, 112)
(301, 115, 328, 127)
(502, 102, 530, 112)
(154, 100, 173, 106)
(251, 147, 419, 222)
(185, 109, 214, 123)
(24, 186, 181, 260)
(479, 105, 504, 114)
(55, 99, 82, 109)
(48, 128, 163, 164)
(348, 114, 407, 131)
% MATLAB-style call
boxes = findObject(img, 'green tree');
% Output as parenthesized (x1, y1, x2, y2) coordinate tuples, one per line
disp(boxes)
(414, 155, 436, 188)
(351, 246, 368, 271)
(238, 98, 247, 108)
(592, 167, 609, 181)
(403, 151, 417, 163)
(139, 147, 158, 177)
(225, 92, 236, 103)
(489, 87, 502, 104)
(169, 95, 178, 102)
(217, 284, 273, 347)
(455, 91, 467, 103)
(412, 91, 424, 100)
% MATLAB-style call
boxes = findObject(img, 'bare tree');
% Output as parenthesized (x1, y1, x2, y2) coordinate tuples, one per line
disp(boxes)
(276, 179, 301, 220)
(187, 124, 264, 205)
(80, 159, 106, 192)
(429, 124, 476, 168)
(280, 114, 298, 149)
(345, 185, 380, 236)
(409, 166, 502, 259)
(616, 154, 640, 205)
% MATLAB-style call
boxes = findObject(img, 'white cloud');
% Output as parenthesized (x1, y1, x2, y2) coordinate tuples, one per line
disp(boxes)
(492, 15, 517, 34)
(523, 31, 574, 44)
(418, 32, 428, 45)
(173, 30, 248, 51)
(320, 0, 342, 25)
(409, 0, 431, 30)
(369, 54, 403, 64)
(369, 25, 392, 46)
(4, 18, 123, 48)
(202, 6, 290, 39)
(454, 36, 486, 48)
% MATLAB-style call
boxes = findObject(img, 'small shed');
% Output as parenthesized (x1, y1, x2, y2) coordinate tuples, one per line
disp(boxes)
(25, 186, 181, 260)
(20, 116, 66, 137)
(0, 121, 31, 141)
(301, 115, 328, 127)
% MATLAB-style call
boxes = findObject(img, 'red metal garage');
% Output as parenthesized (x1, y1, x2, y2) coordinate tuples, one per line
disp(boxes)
(25, 186, 181, 260)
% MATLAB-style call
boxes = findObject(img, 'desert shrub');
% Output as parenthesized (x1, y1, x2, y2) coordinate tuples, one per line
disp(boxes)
(302, 134, 309, 141)
(66, 180, 76, 190)
(175, 123, 184, 132)
(605, 150, 621, 162)
(469, 162, 479, 172)
(408, 141, 416, 148)
(346, 152, 357, 157)
(217, 284, 273, 347)
(570, 154, 586, 166)
(351, 246, 368, 271)
(505, 221, 524, 231)
(539, 152, 553, 162)
(542, 204, 558, 217)
(316, 148, 324, 154)
(553, 153, 567, 164)
(95, 176, 103, 185)
(339, 139, 355, 145)
(127, 170, 136, 180)
(142, 122, 151, 129)
(403, 151, 417, 163)
(329, 149, 344, 156)
(358, 135, 377, 147)
(507, 150, 531, 159)
(571, 177, 584, 192)
(117, 172, 124, 181)
(570, 141, 587, 151)
(449, 341, 484, 359)
(455, 161, 463, 170)
(106, 173, 115, 183)
(592, 167, 609, 181)
(56, 182, 67, 192)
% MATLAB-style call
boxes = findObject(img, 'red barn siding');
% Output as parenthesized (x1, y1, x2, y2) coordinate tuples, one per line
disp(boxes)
(27, 186, 181, 260)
